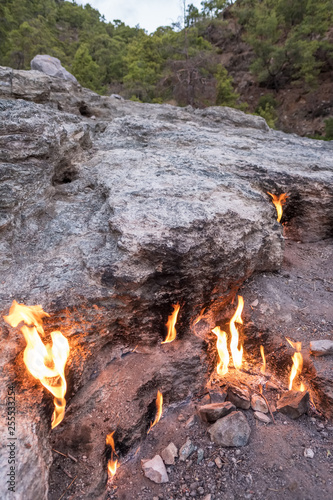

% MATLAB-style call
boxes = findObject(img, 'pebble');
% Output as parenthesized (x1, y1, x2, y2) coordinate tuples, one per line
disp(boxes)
(304, 448, 315, 458)
(197, 448, 204, 464)
(215, 456, 223, 469)
(198, 487, 205, 495)
(254, 411, 271, 424)
(179, 439, 196, 461)
(185, 415, 197, 429)
(141, 455, 169, 483)
(251, 394, 268, 413)
(161, 442, 178, 465)
(208, 411, 251, 447)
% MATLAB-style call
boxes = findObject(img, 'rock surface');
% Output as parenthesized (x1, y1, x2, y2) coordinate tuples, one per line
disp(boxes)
(30, 55, 78, 83)
(227, 386, 251, 410)
(208, 411, 251, 447)
(310, 340, 333, 357)
(141, 455, 169, 483)
(251, 394, 268, 413)
(0, 67, 332, 499)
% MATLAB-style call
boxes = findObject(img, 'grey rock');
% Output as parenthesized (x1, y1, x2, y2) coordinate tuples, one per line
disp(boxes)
(161, 443, 178, 465)
(197, 448, 204, 464)
(251, 394, 268, 413)
(277, 390, 310, 419)
(185, 414, 198, 429)
(304, 448, 315, 458)
(310, 340, 333, 357)
(254, 411, 271, 424)
(198, 402, 236, 423)
(141, 455, 169, 483)
(209, 390, 227, 403)
(31, 54, 78, 83)
(208, 411, 251, 447)
(215, 456, 223, 468)
(227, 386, 251, 410)
(179, 439, 196, 461)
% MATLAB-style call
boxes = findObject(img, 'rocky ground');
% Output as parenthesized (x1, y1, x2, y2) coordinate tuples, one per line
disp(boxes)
(48, 237, 333, 500)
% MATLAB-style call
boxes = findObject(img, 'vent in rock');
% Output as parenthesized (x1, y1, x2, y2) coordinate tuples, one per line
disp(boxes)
(78, 101, 93, 117)
(52, 162, 78, 185)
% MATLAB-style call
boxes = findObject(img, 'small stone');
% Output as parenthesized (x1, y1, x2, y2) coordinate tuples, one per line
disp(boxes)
(198, 487, 205, 495)
(215, 456, 223, 468)
(227, 386, 251, 409)
(310, 340, 333, 357)
(304, 448, 315, 458)
(276, 390, 310, 419)
(178, 413, 186, 421)
(153, 497, 159, 500)
(197, 448, 204, 464)
(185, 415, 198, 429)
(161, 443, 178, 465)
(209, 390, 227, 403)
(208, 411, 251, 447)
(251, 394, 268, 413)
(198, 402, 236, 423)
(254, 411, 271, 424)
(203, 495, 212, 500)
(251, 299, 259, 307)
(179, 439, 196, 461)
(190, 482, 198, 491)
(141, 455, 169, 483)
(207, 461, 215, 467)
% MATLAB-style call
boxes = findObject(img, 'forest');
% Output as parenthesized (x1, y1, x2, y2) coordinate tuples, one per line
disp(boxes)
(0, 0, 332, 136)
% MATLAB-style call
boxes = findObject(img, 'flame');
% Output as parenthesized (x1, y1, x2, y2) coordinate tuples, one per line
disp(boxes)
(106, 431, 118, 479)
(212, 327, 229, 376)
(147, 390, 163, 433)
(267, 192, 288, 223)
(194, 307, 206, 326)
(229, 296, 244, 370)
(286, 338, 304, 391)
(260, 345, 266, 374)
(3, 300, 69, 429)
(162, 303, 180, 344)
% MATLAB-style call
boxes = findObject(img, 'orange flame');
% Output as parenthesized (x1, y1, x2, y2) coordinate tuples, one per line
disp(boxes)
(267, 192, 288, 223)
(3, 300, 69, 429)
(147, 390, 163, 433)
(212, 327, 229, 376)
(162, 303, 180, 344)
(194, 307, 205, 326)
(286, 338, 304, 391)
(260, 345, 266, 374)
(229, 296, 244, 370)
(106, 431, 118, 479)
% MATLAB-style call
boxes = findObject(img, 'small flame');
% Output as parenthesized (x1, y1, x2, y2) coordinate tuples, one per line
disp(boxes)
(260, 345, 266, 374)
(286, 338, 304, 391)
(229, 296, 244, 370)
(147, 390, 163, 433)
(106, 431, 118, 479)
(3, 300, 69, 429)
(194, 307, 206, 326)
(162, 303, 180, 344)
(267, 192, 288, 223)
(212, 327, 229, 376)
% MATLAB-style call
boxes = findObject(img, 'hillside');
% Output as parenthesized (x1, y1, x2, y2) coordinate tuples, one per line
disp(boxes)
(0, 0, 332, 137)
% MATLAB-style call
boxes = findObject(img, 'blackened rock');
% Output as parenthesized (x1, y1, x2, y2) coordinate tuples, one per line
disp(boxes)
(198, 402, 236, 423)
(276, 390, 310, 419)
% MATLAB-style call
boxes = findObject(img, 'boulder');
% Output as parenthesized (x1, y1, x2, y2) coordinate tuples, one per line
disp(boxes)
(31, 55, 78, 84)
(276, 391, 310, 419)
(198, 402, 236, 423)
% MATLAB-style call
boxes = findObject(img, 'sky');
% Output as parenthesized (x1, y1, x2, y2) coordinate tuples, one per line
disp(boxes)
(77, 0, 204, 33)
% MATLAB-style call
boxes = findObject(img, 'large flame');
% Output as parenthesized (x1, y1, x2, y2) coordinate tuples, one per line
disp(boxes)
(260, 345, 266, 374)
(229, 295, 244, 370)
(147, 390, 163, 433)
(3, 300, 70, 429)
(212, 327, 229, 376)
(286, 338, 304, 391)
(267, 192, 288, 223)
(162, 303, 180, 344)
(106, 431, 118, 479)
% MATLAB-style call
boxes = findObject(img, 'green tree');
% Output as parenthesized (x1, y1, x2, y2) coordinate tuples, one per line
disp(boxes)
(215, 64, 239, 107)
(72, 43, 102, 92)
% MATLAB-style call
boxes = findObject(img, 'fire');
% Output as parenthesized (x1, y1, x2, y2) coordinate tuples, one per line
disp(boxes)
(3, 300, 69, 429)
(267, 192, 288, 223)
(229, 295, 244, 370)
(147, 389, 163, 433)
(162, 303, 180, 344)
(212, 327, 229, 376)
(260, 345, 266, 374)
(106, 431, 118, 479)
(286, 338, 304, 391)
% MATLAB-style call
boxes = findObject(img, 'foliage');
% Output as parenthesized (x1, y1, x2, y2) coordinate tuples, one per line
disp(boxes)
(215, 64, 239, 107)
(324, 118, 333, 140)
